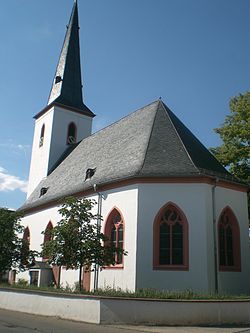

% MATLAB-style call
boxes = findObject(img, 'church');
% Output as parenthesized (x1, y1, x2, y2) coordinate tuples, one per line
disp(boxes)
(17, 1, 250, 294)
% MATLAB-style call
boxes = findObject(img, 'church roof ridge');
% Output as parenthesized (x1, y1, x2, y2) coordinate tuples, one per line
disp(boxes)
(88, 99, 161, 139)
(160, 100, 200, 173)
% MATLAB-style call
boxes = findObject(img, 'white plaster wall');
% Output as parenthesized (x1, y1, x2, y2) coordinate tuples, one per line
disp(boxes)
(18, 186, 138, 291)
(203, 184, 216, 293)
(27, 105, 92, 198)
(17, 204, 86, 287)
(136, 183, 213, 292)
(60, 268, 79, 289)
(215, 187, 250, 294)
(19, 181, 249, 294)
(20, 205, 61, 253)
(96, 185, 138, 291)
(27, 108, 54, 197)
(136, 183, 250, 295)
(49, 106, 92, 172)
(17, 205, 61, 284)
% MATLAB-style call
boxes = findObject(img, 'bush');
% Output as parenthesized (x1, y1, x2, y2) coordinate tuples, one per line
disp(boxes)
(16, 278, 29, 287)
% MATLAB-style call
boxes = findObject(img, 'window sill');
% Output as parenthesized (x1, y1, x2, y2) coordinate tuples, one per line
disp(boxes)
(219, 266, 241, 272)
(103, 264, 124, 270)
(153, 265, 189, 271)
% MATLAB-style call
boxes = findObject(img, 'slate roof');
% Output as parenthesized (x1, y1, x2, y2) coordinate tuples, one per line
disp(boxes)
(21, 100, 242, 211)
(34, 1, 94, 119)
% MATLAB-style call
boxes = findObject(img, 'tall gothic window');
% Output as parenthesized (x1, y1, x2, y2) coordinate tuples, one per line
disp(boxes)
(23, 227, 30, 247)
(153, 203, 188, 270)
(67, 122, 77, 144)
(21, 227, 30, 266)
(104, 208, 124, 267)
(218, 207, 241, 271)
(39, 124, 45, 147)
(43, 222, 53, 260)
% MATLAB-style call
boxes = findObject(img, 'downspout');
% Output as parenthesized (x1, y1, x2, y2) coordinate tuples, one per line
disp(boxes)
(212, 178, 219, 293)
(93, 184, 102, 291)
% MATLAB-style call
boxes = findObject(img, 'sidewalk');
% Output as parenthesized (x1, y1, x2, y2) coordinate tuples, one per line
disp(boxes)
(113, 325, 250, 333)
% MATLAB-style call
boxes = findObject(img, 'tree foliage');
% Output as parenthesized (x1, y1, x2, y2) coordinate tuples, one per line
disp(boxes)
(41, 197, 125, 290)
(210, 92, 250, 216)
(210, 92, 250, 183)
(0, 208, 37, 281)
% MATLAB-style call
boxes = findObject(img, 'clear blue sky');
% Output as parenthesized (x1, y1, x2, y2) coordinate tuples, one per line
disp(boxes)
(0, 0, 249, 209)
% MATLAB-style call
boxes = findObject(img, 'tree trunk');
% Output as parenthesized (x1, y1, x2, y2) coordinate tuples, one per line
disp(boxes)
(57, 266, 61, 289)
(79, 265, 83, 292)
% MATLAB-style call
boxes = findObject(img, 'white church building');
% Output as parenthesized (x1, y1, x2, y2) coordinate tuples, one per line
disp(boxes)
(17, 1, 250, 294)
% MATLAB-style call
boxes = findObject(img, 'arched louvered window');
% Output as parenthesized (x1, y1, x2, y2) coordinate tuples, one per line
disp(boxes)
(104, 208, 124, 267)
(67, 122, 77, 145)
(39, 124, 45, 147)
(43, 222, 53, 260)
(153, 203, 188, 270)
(218, 207, 241, 271)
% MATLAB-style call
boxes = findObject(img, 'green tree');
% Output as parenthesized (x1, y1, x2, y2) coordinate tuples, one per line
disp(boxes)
(210, 92, 250, 214)
(41, 197, 125, 291)
(0, 208, 37, 282)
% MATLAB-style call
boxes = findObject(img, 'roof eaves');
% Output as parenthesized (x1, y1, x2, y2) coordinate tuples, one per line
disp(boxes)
(33, 101, 95, 120)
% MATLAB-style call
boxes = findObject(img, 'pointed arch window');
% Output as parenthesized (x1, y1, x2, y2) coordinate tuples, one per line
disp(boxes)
(23, 227, 30, 246)
(104, 208, 124, 267)
(218, 207, 241, 271)
(43, 222, 53, 260)
(43, 222, 53, 244)
(21, 227, 30, 266)
(67, 122, 77, 145)
(153, 203, 188, 270)
(39, 124, 45, 147)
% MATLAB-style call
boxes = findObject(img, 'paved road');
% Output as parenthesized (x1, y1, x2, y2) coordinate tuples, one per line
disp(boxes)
(0, 308, 250, 333)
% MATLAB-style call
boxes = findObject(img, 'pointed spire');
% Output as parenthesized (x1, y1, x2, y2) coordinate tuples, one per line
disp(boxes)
(47, 1, 94, 117)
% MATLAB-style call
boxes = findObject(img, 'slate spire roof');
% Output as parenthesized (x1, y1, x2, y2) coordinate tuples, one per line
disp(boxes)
(21, 100, 244, 211)
(35, 0, 94, 119)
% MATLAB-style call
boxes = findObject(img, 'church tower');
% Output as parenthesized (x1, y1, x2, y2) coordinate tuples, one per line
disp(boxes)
(27, 1, 94, 197)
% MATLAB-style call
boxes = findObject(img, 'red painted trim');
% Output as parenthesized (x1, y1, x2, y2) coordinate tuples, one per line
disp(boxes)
(23, 227, 31, 254)
(42, 221, 54, 260)
(23, 226, 30, 242)
(153, 202, 189, 271)
(22, 176, 248, 215)
(218, 206, 241, 272)
(43, 221, 53, 243)
(103, 207, 125, 269)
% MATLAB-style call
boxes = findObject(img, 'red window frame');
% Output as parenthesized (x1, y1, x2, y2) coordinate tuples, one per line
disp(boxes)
(104, 208, 124, 269)
(218, 207, 241, 272)
(153, 202, 189, 270)
(43, 221, 53, 260)
(21, 227, 31, 266)
(23, 227, 30, 247)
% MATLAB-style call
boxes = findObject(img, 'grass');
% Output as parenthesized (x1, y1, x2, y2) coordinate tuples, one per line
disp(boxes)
(0, 282, 250, 300)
